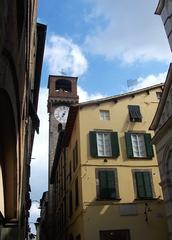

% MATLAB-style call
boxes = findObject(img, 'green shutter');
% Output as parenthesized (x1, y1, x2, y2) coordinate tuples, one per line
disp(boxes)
(99, 171, 107, 199)
(111, 132, 119, 158)
(135, 172, 145, 198)
(99, 170, 116, 199)
(144, 134, 154, 159)
(128, 105, 142, 122)
(143, 172, 153, 198)
(125, 132, 133, 158)
(107, 171, 116, 199)
(89, 131, 98, 157)
(135, 172, 153, 199)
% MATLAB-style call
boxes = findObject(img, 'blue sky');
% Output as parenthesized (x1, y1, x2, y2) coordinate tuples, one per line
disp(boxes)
(29, 0, 171, 233)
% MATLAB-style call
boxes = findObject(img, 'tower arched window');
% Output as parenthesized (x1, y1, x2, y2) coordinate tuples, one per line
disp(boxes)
(55, 79, 72, 92)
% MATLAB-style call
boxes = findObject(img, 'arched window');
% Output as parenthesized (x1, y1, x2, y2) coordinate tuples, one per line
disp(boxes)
(55, 79, 72, 92)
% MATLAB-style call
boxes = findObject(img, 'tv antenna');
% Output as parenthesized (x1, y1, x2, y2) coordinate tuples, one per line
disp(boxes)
(127, 79, 138, 89)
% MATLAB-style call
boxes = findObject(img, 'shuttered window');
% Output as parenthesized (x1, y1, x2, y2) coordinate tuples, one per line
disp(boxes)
(96, 169, 118, 200)
(128, 105, 142, 122)
(134, 171, 153, 199)
(75, 177, 79, 209)
(125, 132, 154, 159)
(73, 141, 78, 172)
(89, 131, 119, 158)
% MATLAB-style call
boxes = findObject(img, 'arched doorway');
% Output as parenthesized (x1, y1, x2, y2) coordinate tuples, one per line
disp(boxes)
(0, 89, 17, 220)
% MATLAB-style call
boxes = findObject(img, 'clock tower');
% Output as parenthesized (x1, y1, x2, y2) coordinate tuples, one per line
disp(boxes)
(47, 75, 79, 239)
(47, 75, 79, 181)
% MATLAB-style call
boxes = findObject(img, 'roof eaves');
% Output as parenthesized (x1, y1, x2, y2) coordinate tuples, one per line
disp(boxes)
(155, 0, 165, 15)
(75, 83, 164, 108)
(65, 105, 79, 147)
(150, 63, 172, 130)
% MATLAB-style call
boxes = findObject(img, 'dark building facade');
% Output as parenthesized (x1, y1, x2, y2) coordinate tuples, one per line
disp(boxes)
(0, 1, 46, 239)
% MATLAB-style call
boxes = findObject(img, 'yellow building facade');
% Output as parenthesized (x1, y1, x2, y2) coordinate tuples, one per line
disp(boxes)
(51, 84, 168, 240)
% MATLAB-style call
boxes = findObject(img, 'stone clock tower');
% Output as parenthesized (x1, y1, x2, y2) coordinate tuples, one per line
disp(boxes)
(47, 75, 78, 238)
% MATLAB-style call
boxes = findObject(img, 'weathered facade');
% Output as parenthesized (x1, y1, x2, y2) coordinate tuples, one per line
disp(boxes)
(51, 84, 168, 240)
(0, 1, 46, 239)
(155, 0, 172, 50)
(38, 192, 48, 240)
(150, 64, 172, 239)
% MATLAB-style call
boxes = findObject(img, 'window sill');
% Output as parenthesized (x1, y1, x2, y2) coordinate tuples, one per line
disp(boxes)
(128, 157, 153, 160)
(93, 156, 118, 159)
(134, 197, 159, 201)
(96, 198, 121, 202)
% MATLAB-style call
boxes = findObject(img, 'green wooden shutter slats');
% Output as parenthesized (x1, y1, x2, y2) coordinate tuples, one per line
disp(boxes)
(89, 131, 98, 157)
(111, 132, 119, 158)
(128, 105, 142, 122)
(144, 133, 154, 159)
(125, 132, 133, 158)
(107, 170, 116, 199)
(135, 172, 145, 198)
(143, 172, 153, 198)
(99, 171, 108, 199)
(135, 171, 153, 199)
(98, 170, 116, 199)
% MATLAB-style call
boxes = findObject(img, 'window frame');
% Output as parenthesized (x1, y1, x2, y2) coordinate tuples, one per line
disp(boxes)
(128, 105, 142, 122)
(96, 132, 112, 157)
(131, 134, 147, 158)
(99, 110, 110, 120)
(125, 132, 154, 159)
(132, 169, 155, 200)
(96, 168, 120, 201)
(89, 131, 119, 158)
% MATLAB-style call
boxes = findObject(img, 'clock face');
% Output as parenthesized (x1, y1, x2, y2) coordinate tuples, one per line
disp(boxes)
(54, 106, 69, 123)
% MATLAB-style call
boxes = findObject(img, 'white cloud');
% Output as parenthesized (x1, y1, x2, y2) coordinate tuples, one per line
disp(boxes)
(84, 0, 171, 63)
(45, 35, 88, 76)
(78, 86, 106, 102)
(129, 72, 166, 91)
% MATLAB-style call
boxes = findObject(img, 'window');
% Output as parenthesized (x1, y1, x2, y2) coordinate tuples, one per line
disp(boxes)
(96, 169, 119, 200)
(125, 132, 154, 159)
(100, 110, 110, 120)
(73, 141, 78, 172)
(69, 161, 72, 182)
(128, 105, 142, 122)
(156, 91, 162, 100)
(131, 134, 146, 157)
(69, 190, 73, 217)
(97, 132, 112, 156)
(75, 177, 79, 208)
(100, 230, 131, 240)
(134, 171, 153, 199)
(55, 79, 72, 92)
(89, 131, 119, 158)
